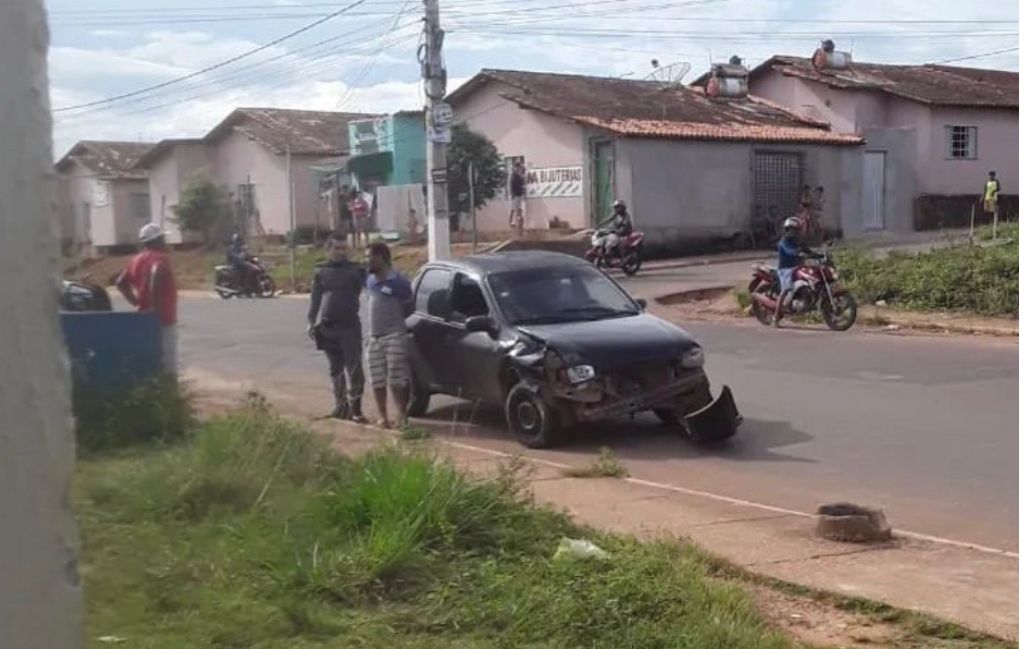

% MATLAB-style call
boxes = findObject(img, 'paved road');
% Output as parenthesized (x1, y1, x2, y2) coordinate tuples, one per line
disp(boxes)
(178, 267, 1017, 551)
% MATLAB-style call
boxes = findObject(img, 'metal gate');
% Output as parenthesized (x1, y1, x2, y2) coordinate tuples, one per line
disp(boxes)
(752, 152, 803, 246)
(862, 151, 886, 230)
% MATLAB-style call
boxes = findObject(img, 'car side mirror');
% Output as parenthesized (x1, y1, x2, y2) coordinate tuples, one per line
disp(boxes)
(465, 315, 498, 338)
(636, 298, 648, 311)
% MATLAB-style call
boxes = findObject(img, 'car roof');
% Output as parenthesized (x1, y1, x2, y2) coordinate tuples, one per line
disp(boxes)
(428, 250, 592, 276)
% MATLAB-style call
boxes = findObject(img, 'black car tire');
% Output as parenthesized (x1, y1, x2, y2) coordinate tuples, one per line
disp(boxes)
(407, 373, 432, 418)
(505, 381, 564, 448)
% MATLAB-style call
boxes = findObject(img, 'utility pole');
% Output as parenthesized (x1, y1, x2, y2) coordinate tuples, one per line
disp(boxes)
(423, 0, 451, 261)
(286, 135, 296, 291)
(468, 161, 477, 252)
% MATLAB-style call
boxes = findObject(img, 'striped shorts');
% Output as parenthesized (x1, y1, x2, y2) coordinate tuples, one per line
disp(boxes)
(367, 332, 409, 389)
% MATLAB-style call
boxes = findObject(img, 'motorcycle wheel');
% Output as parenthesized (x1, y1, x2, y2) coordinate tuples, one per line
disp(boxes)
(822, 291, 858, 331)
(622, 251, 642, 276)
(257, 275, 276, 298)
(751, 282, 775, 326)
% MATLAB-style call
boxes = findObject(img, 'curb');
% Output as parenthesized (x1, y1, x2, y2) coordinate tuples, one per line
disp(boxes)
(658, 287, 1019, 337)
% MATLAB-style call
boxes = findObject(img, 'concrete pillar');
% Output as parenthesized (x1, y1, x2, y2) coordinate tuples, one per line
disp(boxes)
(0, 1, 83, 648)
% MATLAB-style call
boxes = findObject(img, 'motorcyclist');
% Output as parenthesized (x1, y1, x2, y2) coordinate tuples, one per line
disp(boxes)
(774, 217, 820, 327)
(227, 233, 257, 294)
(598, 199, 633, 259)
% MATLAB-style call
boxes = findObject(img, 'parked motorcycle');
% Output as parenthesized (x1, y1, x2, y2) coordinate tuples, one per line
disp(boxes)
(585, 229, 645, 276)
(214, 256, 276, 298)
(748, 248, 857, 331)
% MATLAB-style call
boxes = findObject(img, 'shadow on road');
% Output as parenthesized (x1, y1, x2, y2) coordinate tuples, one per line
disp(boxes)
(419, 401, 814, 465)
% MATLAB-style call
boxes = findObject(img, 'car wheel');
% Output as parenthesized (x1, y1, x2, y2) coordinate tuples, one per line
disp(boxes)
(407, 372, 431, 418)
(505, 381, 564, 448)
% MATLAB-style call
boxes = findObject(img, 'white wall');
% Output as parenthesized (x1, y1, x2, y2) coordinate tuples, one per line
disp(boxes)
(148, 144, 210, 244)
(0, 1, 82, 646)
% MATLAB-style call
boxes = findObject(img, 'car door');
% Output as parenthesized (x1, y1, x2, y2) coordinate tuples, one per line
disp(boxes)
(449, 273, 503, 403)
(408, 267, 460, 393)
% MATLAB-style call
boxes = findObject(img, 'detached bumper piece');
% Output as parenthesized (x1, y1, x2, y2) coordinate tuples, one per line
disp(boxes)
(684, 386, 741, 443)
(576, 372, 708, 422)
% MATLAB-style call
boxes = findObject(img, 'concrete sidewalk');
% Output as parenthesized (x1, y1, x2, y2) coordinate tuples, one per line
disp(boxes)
(186, 366, 1018, 641)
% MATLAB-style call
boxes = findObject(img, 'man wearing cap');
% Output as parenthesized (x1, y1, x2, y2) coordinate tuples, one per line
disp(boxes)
(116, 223, 179, 375)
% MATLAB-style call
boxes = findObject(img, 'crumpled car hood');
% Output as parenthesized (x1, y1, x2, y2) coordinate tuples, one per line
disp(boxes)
(517, 314, 697, 371)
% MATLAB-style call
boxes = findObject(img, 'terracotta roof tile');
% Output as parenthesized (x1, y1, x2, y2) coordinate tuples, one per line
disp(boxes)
(574, 117, 863, 144)
(55, 140, 155, 179)
(451, 69, 857, 145)
(206, 108, 380, 155)
(755, 56, 1018, 108)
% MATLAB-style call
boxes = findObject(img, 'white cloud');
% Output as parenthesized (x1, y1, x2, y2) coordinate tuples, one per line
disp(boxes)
(90, 29, 129, 38)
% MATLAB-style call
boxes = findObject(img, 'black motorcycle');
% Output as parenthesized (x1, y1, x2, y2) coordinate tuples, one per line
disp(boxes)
(214, 256, 276, 299)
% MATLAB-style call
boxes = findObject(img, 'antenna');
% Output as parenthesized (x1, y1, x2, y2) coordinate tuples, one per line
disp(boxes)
(643, 60, 692, 88)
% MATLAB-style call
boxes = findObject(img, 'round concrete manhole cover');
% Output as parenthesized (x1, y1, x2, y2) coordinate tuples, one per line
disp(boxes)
(815, 503, 892, 543)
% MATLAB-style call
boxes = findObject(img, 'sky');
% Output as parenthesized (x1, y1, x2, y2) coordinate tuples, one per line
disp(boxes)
(48, 0, 1020, 156)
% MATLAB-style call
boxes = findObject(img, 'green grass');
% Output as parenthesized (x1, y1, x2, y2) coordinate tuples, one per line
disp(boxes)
(77, 400, 803, 649)
(834, 225, 1018, 317)
(562, 446, 630, 478)
(73, 376, 195, 455)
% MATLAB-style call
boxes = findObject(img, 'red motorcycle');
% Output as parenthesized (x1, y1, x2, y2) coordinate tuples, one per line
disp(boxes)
(585, 229, 645, 276)
(748, 248, 857, 331)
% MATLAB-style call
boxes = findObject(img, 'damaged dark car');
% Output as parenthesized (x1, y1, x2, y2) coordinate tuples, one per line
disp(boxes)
(406, 251, 740, 448)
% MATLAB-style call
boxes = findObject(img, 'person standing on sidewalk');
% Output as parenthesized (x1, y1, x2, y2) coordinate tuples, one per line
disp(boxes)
(116, 223, 178, 375)
(307, 232, 367, 421)
(508, 161, 526, 236)
(365, 242, 414, 429)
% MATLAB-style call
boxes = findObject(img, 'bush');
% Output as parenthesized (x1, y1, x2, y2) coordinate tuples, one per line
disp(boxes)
(835, 230, 1018, 316)
(73, 376, 194, 454)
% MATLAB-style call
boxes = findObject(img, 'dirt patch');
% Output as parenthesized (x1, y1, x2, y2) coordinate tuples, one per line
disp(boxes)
(64, 247, 216, 290)
(742, 582, 900, 648)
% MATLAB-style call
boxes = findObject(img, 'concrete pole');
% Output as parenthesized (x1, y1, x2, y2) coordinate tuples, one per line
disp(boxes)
(286, 138, 296, 291)
(0, 0, 83, 647)
(423, 0, 450, 261)
(468, 161, 476, 252)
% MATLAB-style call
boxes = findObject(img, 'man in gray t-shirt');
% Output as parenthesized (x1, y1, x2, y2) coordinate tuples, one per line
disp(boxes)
(365, 242, 414, 428)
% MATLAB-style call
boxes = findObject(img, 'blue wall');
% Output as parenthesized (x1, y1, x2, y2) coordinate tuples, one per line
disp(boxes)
(390, 112, 427, 185)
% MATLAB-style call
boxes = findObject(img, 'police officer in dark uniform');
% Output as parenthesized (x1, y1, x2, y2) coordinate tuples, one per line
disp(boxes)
(307, 231, 367, 421)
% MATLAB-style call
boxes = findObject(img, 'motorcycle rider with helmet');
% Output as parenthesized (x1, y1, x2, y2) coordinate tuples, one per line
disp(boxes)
(227, 232, 258, 295)
(774, 217, 820, 327)
(598, 199, 633, 260)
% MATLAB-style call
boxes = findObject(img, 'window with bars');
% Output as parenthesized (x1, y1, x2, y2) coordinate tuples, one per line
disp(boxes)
(945, 125, 978, 160)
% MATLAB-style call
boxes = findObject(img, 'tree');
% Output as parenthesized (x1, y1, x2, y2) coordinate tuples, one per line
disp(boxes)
(171, 175, 232, 246)
(446, 124, 505, 230)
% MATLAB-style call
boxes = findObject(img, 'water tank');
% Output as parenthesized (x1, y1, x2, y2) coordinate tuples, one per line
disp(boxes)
(706, 75, 748, 98)
(813, 47, 853, 71)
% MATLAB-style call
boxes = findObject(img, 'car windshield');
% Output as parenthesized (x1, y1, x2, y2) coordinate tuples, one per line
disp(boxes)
(488, 265, 640, 325)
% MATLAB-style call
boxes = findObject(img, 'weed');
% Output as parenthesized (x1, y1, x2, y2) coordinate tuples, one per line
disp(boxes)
(399, 424, 431, 440)
(734, 287, 752, 314)
(562, 447, 629, 478)
(73, 376, 195, 455)
(835, 228, 1017, 316)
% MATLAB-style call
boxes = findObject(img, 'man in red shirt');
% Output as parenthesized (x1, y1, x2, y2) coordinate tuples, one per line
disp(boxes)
(116, 223, 178, 375)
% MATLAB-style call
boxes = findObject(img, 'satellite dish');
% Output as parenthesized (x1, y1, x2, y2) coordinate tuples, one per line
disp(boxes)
(643, 60, 692, 87)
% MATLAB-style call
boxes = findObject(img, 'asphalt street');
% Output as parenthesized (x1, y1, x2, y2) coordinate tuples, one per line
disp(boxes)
(177, 267, 1018, 551)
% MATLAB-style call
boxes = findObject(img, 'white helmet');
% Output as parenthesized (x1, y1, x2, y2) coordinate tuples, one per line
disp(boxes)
(783, 217, 801, 231)
(139, 223, 166, 243)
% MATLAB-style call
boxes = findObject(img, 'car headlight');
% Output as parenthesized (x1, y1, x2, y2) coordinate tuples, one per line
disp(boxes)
(680, 346, 705, 369)
(565, 365, 597, 384)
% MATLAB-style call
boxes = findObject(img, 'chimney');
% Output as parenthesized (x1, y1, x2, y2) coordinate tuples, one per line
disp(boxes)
(812, 39, 853, 73)
(705, 56, 748, 99)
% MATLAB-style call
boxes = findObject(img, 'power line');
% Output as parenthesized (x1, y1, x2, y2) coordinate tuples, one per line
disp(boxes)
(54, 0, 371, 112)
(931, 46, 1020, 64)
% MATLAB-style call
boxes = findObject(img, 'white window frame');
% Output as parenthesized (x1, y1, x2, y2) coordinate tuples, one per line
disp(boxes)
(945, 125, 978, 160)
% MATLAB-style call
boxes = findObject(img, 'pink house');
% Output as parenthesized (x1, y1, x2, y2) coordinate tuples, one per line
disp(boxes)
(55, 141, 155, 251)
(136, 108, 374, 241)
(741, 55, 1018, 232)
(448, 69, 863, 251)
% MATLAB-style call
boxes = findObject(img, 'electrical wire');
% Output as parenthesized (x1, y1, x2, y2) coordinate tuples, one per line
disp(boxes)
(931, 46, 1020, 64)
(54, 0, 371, 112)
